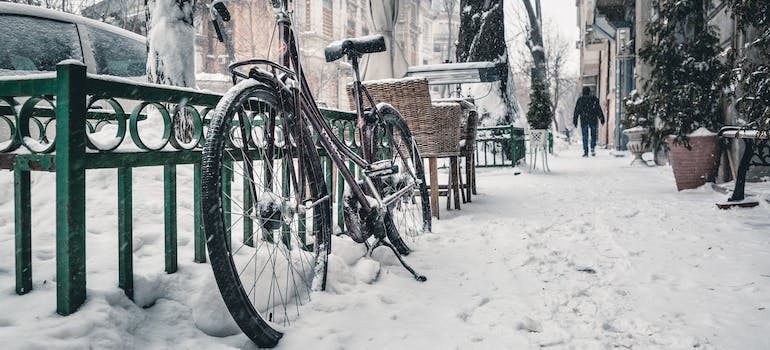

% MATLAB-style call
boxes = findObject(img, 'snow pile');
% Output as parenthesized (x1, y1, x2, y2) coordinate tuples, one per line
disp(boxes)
(689, 127, 718, 137)
(464, 81, 508, 126)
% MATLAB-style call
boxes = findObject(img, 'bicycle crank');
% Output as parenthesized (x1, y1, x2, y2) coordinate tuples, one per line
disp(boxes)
(342, 196, 387, 243)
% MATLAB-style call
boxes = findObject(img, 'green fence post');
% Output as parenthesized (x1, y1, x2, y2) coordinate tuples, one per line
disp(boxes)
(509, 125, 515, 167)
(336, 163, 344, 233)
(193, 163, 206, 263)
(117, 167, 133, 299)
(14, 167, 31, 295)
(548, 131, 553, 154)
(243, 169, 254, 247)
(281, 158, 291, 247)
(55, 62, 87, 316)
(164, 165, 177, 273)
(336, 126, 345, 233)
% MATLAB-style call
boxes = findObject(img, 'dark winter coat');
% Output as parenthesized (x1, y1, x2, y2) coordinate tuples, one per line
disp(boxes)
(573, 95, 605, 127)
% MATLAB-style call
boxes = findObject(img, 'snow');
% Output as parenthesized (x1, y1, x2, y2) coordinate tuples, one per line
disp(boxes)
(0, 72, 56, 81)
(624, 126, 647, 132)
(58, 59, 85, 66)
(407, 62, 496, 73)
(196, 73, 232, 82)
(145, 0, 196, 87)
(464, 81, 508, 125)
(689, 127, 718, 137)
(1, 144, 770, 349)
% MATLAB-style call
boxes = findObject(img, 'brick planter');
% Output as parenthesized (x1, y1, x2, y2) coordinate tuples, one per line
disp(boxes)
(666, 134, 719, 191)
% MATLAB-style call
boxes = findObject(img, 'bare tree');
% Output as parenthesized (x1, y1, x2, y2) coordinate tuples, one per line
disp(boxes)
(442, 0, 458, 62)
(543, 31, 577, 131)
(520, 0, 546, 84)
(510, 14, 576, 132)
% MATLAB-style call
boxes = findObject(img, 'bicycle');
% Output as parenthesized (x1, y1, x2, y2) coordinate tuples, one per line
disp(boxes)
(201, 0, 432, 347)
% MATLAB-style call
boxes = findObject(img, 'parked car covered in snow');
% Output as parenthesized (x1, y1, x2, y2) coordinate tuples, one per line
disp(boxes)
(0, 2, 146, 77)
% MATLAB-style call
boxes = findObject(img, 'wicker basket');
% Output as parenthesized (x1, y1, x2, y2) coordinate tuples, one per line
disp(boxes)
(460, 110, 479, 157)
(347, 77, 462, 157)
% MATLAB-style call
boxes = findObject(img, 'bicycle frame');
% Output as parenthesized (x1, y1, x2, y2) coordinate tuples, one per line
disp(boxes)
(262, 1, 415, 214)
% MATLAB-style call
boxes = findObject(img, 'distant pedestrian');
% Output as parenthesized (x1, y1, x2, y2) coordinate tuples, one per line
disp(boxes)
(573, 86, 605, 157)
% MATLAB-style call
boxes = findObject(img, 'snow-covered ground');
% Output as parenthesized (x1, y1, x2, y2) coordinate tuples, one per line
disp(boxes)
(1, 143, 769, 349)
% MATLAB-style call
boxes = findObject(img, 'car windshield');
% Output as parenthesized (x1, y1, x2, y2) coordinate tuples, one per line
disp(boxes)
(88, 26, 146, 77)
(0, 14, 83, 74)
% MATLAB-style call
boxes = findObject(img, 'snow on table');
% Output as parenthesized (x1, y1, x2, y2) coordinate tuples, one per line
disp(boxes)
(0, 145, 768, 349)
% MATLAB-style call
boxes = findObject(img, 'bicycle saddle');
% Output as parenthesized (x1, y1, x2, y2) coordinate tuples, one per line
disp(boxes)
(324, 34, 386, 62)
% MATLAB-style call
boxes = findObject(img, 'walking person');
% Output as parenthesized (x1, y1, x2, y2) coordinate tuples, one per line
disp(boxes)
(573, 86, 605, 157)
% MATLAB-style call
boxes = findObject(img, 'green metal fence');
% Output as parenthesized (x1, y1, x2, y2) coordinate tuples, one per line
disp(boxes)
(0, 62, 369, 316)
(0, 62, 225, 315)
(474, 125, 526, 167)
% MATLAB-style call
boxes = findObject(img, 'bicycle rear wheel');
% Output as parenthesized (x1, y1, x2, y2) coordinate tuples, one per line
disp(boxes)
(373, 103, 432, 253)
(201, 80, 331, 347)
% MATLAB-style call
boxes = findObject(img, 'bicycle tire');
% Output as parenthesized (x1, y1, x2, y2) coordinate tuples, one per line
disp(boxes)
(201, 79, 331, 348)
(373, 103, 432, 254)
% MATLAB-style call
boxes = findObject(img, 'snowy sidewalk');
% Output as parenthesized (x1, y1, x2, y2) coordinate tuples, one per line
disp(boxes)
(1, 144, 769, 349)
(280, 145, 770, 349)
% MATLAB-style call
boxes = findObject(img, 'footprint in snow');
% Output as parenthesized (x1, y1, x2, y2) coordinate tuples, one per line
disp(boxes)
(517, 316, 543, 332)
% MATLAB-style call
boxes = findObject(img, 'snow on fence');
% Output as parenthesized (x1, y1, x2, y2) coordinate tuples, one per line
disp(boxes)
(0, 62, 361, 316)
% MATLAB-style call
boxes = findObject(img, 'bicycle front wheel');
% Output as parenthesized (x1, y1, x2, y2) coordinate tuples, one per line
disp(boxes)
(201, 80, 331, 347)
(373, 103, 432, 253)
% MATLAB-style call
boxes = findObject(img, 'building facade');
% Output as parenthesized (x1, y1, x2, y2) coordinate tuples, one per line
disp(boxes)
(195, 0, 444, 109)
(575, 0, 636, 150)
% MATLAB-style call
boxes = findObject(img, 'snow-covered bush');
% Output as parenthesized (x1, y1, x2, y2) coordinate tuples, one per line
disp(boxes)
(622, 90, 651, 129)
(526, 79, 552, 130)
(639, 0, 727, 149)
(726, 0, 770, 137)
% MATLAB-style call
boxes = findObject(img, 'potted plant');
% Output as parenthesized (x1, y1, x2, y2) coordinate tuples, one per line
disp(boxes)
(638, 0, 727, 190)
(621, 90, 652, 166)
(526, 79, 552, 137)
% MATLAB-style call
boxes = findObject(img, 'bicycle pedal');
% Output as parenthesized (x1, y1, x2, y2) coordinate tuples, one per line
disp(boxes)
(365, 160, 398, 177)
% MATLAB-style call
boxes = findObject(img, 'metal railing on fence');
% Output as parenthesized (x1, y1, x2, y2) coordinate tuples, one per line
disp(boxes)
(0, 62, 368, 316)
(0, 62, 224, 315)
(474, 125, 526, 167)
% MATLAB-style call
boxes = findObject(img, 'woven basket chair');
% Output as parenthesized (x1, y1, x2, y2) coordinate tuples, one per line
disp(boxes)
(435, 97, 478, 203)
(347, 78, 464, 218)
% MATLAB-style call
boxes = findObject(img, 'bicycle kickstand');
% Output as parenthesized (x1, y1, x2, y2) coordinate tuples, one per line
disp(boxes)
(368, 238, 427, 282)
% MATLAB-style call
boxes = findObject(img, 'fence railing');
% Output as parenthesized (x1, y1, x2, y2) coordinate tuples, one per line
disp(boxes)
(0, 62, 373, 316)
(0, 62, 226, 315)
(474, 125, 526, 167)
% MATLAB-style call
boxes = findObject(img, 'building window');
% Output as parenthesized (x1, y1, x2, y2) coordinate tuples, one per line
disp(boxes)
(323, 0, 333, 37)
(347, 19, 356, 37)
(346, 1, 357, 37)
